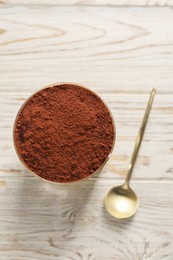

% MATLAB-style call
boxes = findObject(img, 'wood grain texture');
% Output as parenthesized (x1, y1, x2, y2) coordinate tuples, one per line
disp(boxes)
(1, 93, 173, 182)
(1, 6, 173, 93)
(0, 177, 173, 260)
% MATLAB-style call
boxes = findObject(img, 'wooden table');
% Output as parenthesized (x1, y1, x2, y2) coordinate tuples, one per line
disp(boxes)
(1, 1, 173, 259)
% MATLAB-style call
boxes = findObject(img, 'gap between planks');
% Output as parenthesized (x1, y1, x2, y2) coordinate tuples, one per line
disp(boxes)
(0, 2, 173, 8)
(0, 177, 173, 184)
(1, 91, 173, 95)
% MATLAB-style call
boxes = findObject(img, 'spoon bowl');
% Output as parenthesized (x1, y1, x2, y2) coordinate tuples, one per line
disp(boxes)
(105, 184, 139, 219)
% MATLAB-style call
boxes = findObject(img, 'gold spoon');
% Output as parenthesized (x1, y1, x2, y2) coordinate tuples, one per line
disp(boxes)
(105, 88, 156, 219)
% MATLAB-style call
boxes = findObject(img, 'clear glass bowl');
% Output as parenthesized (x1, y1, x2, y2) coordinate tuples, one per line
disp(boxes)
(13, 82, 116, 184)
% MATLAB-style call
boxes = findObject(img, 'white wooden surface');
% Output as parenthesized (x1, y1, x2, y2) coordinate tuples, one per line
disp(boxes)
(1, 5, 173, 93)
(0, 1, 173, 260)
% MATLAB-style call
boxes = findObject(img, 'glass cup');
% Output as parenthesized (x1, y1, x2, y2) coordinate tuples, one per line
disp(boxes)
(13, 82, 116, 184)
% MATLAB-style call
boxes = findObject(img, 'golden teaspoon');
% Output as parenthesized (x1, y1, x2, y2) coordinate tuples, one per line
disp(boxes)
(105, 88, 156, 219)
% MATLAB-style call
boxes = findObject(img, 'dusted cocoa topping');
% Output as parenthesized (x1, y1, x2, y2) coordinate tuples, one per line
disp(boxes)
(14, 83, 115, 183)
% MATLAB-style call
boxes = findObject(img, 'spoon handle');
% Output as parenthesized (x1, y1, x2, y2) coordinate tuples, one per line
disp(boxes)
(125, 88, 156, 184)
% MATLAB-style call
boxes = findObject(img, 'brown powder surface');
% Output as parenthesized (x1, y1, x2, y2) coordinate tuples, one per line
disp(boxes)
(14, 83, 115, 183)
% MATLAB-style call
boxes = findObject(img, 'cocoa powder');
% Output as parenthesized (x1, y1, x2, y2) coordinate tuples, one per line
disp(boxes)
(14, 83, 115, 183)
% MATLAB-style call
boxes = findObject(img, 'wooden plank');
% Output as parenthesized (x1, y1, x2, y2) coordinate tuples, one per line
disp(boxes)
(1, 6, 173, 93)
(1, 93, 173, 181)
(0, 177, 173, 259)
(1, 0, 173, 7)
